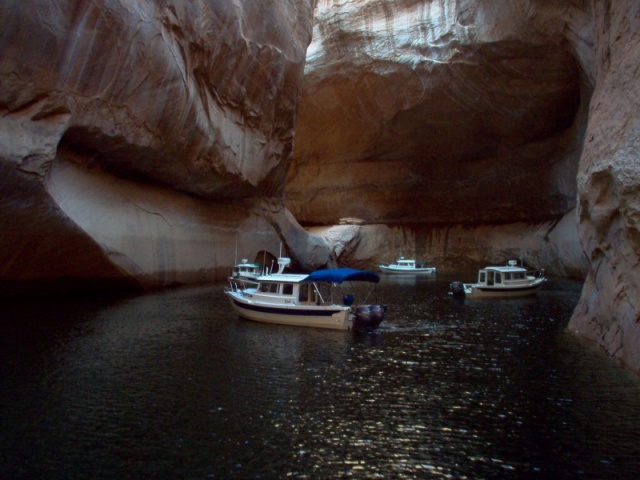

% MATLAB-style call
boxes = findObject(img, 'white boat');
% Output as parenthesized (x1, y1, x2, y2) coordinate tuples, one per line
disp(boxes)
(449, 260, 546, 299)
(379, 257, 436, 275)
(225, 258, 386, 331)
(228, 258, 263, 288)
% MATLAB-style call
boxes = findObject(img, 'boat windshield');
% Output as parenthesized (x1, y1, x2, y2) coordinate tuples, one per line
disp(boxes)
(258, 282, 279, 293)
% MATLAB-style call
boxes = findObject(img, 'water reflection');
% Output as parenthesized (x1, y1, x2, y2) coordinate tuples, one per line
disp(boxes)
(1, 279, 639, 479)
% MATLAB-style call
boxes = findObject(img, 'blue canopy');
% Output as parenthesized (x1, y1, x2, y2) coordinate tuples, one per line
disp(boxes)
(303, 268, 380, 284)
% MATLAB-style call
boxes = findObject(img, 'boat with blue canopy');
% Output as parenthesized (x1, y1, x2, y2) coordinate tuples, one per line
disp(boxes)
(225, 258, 386, 330)
(303, 268, 381, 284)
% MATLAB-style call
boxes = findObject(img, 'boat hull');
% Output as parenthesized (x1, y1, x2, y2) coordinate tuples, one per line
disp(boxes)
(379, 266, 436, 275)
(226, 291, 353, 330)
(464, 280, 545, 299)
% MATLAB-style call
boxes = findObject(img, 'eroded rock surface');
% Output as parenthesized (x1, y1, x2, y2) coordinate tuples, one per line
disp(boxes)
(309, 209, 588, 278)
(0, 0, 315, 293)
(287, 0, 586, 226)
(569, 0, 640, 372)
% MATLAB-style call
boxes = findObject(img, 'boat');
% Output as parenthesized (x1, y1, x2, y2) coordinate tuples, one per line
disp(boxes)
(225, 258, 387, 331)
(228, 258, 263, 288)
(379, 257, 436, 275)
(449, 260, 546, 299)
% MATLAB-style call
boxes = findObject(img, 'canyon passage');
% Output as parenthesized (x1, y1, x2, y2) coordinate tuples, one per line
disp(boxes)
(1, 1, 639, 373)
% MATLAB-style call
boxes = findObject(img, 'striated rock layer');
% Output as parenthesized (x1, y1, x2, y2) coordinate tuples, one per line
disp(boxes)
(310, 209, 588, 279)
(0, 0, 316, 294)
(569, 0, 640, 373)
(288, 0, 586, 226)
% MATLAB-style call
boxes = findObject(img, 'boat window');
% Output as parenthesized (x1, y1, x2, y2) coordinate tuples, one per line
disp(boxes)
(479, 271, 486, 283)
(504, 272, 511, 280)
(259, 282, 278, 293)
(298, 284, 321, 304)
(299, 284, 309, 302)
(282, 284, 293, 295)
(495, 273, 502, 283)
(310, 287, 319, 304)
(316, 283, 331, 304)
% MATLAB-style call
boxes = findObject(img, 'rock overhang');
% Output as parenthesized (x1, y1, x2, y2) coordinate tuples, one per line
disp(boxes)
(287, 0, 588, 226)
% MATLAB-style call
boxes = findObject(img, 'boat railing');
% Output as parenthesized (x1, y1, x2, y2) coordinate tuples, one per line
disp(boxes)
(227, 280, 254, 295)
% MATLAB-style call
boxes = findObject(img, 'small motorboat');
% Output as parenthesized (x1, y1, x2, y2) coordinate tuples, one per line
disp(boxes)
(228, 258, 263, 288)
(225, 258, 387, 331)
(379, 257, 436, 275)
(449, 260, 546, 299)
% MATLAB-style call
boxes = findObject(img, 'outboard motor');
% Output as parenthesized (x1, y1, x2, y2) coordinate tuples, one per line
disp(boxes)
(450, 281, 466, 297)
(354, 304, 386, 330)
(369, 304, 386, 327)
(355, 305, 371, 323)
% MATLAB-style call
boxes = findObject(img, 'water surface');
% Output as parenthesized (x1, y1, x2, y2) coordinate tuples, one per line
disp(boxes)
(1, 275, 639, 479)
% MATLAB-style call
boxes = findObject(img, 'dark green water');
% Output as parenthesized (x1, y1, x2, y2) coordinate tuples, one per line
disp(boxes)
(1, 275, 639, 479)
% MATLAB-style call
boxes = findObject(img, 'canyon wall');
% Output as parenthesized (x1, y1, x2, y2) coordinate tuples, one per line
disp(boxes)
(288, 0, 587, 226)
(290, 0, 593, 276)
(0, 0, 316, 294)
(569, 1, 640, 372)
(309, 209, 587, 279)
(294, 0, 639, 372)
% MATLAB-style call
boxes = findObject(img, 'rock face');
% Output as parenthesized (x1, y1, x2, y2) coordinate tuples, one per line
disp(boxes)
(287, 0, 586, 226)
(0, 0, 316, 293)
(569, 0, 640, 372)
(309, 209, 588, 278)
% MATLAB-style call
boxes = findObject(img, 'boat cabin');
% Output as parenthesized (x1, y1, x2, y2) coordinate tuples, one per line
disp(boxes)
(397, 258, 416, 268)
(232, 259, 262, 277)
(394, 257, 430, 269)
(477, 261, 530, 287)
(253, 275, 334, 307)
(478, 268, 528, 285)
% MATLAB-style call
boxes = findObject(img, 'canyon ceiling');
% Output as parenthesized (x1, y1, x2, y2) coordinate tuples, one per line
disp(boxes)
(0, 0, 639, 372)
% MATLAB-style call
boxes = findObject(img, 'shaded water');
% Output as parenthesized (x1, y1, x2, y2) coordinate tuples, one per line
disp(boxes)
(1, 275, 640, 479)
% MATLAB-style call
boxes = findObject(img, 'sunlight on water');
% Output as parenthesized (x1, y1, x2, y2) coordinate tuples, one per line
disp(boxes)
(1, 277, 640, 479)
